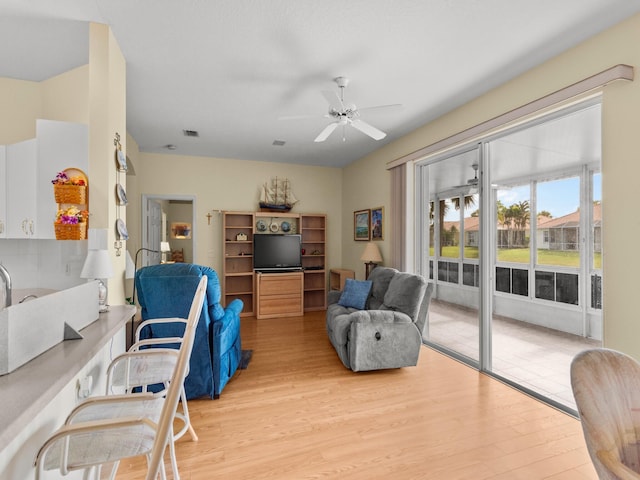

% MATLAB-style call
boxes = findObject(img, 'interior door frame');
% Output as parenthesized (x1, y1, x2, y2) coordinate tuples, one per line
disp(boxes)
(141, 194, 197, 265)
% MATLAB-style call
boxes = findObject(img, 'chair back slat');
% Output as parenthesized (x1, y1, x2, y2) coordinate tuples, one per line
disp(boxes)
(145, 274, 207, 479)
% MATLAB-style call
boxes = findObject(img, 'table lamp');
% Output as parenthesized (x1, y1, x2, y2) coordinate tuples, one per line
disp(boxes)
(360, 242, 382, 278)
(80, 248, 114, 312)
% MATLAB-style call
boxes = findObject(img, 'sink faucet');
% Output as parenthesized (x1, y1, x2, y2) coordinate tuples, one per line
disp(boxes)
(0, 264, 12, 308)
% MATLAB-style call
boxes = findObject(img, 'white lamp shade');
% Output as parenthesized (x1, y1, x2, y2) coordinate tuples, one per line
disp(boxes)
(125, 250, 136, 279)
(160, 241, 171, 253)
(360, 242, 382, 263)
(81, 249, 114, 279)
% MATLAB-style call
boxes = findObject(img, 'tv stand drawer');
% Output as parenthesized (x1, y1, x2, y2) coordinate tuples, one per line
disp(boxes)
(256, 272, 303, 319)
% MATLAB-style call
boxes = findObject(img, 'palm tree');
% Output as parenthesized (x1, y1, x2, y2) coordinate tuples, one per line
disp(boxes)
(435, 194, 476, 255)
(507, 200, 530, 246)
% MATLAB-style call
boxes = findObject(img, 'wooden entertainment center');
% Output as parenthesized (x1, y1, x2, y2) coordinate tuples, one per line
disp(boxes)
(222, 211, 327, 318)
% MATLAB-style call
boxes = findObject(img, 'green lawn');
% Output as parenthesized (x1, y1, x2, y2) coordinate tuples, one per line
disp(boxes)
(429, 246, 602, 268)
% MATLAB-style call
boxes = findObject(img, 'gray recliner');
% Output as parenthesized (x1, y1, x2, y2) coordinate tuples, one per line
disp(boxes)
(326, 266, 434, 371)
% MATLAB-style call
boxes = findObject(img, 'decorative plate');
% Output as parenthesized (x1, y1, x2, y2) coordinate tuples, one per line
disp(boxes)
(281, 221, 291, 233)
(116, 183, 128, 206)
(270, 222, 279, 232)
(256, 220, 267, 232)
(116, 218, 129, 240)
(116, 149, 127, 172)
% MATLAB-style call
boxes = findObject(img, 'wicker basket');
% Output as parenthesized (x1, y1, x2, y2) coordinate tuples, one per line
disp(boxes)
(54, 223, 87, 240)
(54, 184, 86, 204)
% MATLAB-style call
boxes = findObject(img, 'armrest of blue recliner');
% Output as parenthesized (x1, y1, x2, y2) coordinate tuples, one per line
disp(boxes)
(211, 298, 243, 336)
(224, 298, 244, 318)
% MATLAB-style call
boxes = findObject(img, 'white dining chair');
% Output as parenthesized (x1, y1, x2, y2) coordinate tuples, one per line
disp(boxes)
(34, 275, 207, 480)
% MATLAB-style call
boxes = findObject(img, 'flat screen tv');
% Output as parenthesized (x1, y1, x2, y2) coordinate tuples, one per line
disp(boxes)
(253, 234, 302, 272)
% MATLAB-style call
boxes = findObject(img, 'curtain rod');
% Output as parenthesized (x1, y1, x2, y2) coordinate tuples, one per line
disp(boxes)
(386, 64, 634, 170)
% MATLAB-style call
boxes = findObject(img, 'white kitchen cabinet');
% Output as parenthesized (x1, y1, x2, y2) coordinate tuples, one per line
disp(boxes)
(36, 119, 89, 239)
(6, 139, 37, 238)
(0, 146, 6, 238)
(1, 120, 88, 240)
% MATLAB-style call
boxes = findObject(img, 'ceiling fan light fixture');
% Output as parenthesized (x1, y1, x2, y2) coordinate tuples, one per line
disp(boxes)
(334, 76, 350, 89)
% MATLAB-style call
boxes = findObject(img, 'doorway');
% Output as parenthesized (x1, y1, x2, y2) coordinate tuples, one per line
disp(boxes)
(141, 194, 197, 266)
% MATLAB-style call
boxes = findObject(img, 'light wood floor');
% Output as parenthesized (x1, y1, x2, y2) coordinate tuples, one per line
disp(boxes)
(115, 311, 597, 480)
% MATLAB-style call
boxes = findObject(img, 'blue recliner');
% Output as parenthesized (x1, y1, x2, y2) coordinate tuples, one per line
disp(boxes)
(135, 263, 243, 399)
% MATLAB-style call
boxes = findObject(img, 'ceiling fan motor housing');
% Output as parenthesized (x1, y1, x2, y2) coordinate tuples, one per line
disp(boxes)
(334, 76, 350, 88)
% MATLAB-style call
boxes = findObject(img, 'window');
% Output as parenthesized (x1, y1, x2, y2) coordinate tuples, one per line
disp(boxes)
(537, 176, 580, 267)
(496, 185, 530, 263)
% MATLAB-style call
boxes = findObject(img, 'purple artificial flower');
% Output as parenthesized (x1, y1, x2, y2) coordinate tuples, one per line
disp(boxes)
(52, 171, 70, 185)
(61, 215, 79, 225)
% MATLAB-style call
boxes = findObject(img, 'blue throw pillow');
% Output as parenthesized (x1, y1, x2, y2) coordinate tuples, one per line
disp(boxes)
(338, 278, 373, 310)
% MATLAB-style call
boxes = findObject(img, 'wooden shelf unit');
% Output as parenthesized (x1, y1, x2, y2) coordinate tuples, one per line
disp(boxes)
(301, 214, 327, 311)
(222, 211, 327, 317)
(223, 212, 255, 316)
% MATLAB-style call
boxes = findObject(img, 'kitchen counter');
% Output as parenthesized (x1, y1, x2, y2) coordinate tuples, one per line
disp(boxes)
(0, 304, 134, 452)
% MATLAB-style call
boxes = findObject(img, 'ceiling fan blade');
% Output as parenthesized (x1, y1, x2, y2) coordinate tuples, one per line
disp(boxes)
(321, 90, 345, 110)
(357, 103, 403, 113)
(314, 122, 339, 142)
(350, 119, 387, 140)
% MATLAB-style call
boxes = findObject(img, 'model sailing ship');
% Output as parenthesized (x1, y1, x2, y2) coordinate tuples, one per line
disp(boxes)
(259, 177, 298, 212)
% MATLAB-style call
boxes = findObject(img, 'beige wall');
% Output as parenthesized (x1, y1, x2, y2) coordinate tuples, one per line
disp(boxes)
(341, 153, 391, 280)
(127, 151, 343, 279)
(42, 65, 89, 123)
(0, 78, 41, 144)
(343, 13, 640, 358)
(0, 66, 89, 146)
(87, 23, 127, 304)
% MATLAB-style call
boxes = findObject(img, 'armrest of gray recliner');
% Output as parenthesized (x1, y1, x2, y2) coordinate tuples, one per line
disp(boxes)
(327, 289, 342, 306)
(348, 310, 422, 371)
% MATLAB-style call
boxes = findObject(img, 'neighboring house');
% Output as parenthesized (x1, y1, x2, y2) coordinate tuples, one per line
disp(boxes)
(537, 204, 602, 252)
(439, 204, 603, 253)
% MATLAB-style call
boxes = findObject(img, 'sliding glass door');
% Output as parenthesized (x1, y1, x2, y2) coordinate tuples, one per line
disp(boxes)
(486, 102, 602, 409)
(418, 99, 602, 411)
(420, 146, 481, 364)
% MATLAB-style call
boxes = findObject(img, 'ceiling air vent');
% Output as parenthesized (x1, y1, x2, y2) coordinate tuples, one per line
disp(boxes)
(272, 140, 286, 146)
(183, 129, 199, 137)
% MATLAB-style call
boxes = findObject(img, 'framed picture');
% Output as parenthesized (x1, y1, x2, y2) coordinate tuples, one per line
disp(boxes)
(171, 222, 192, 239)
(371, 206, 384, 241)
(354, 209, 371, 241)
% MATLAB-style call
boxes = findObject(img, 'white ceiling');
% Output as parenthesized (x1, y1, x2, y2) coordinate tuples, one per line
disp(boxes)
(1, 0, 639, 168)
(426, 102, 602, 195)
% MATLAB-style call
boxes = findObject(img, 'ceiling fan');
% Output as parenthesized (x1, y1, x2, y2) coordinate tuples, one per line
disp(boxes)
(448, 163, 479, 193)
(281, 76, 401, 143)
(466, 163, 479, 186)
